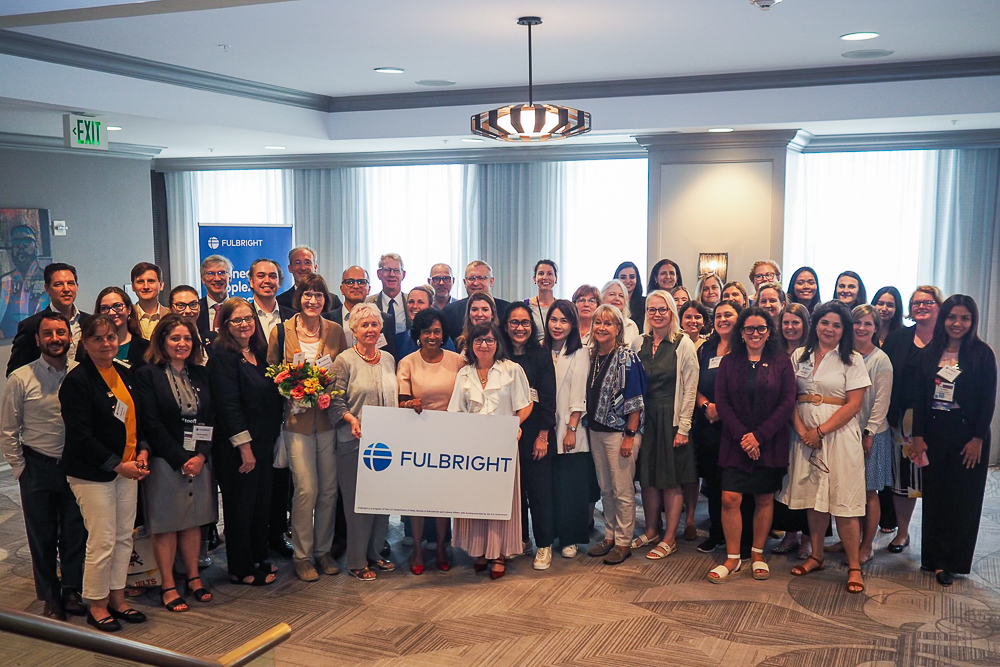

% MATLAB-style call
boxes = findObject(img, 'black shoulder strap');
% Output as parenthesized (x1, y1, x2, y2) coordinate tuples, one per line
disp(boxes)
(277, 318, 286, 361)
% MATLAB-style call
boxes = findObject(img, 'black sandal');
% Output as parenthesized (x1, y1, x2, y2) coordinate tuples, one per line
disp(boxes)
(160, 587, 189, 612)
(186, 577, 212, 602)
(255, 561, 278, 574)
(108, 606, 147, 623)
(230, 572, 275, 586)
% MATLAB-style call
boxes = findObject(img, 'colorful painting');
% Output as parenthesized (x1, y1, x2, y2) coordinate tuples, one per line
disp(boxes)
(0, 209, 52, 339)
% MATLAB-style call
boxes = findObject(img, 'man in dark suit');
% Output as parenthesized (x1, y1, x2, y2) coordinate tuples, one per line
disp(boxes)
(6, 263, 90, 377)
(330, 265, 397, 360)
(442, 260, 510, 342)
(276, 245, 342, 313)
(196, 254, 232, 339)
(367, 252, 408, 344)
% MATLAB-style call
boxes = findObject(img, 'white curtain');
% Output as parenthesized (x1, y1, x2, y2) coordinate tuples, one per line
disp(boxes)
(293, 168, 371, 285)
(784, 150, 938, 301)
(478, 162, 566, 302)
(927, 148, 1000, 461)
(163, 171, 201, 289)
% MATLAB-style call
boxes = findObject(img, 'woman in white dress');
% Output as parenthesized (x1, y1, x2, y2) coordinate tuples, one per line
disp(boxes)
(448, 321, 532, 579)
(778, 301, 870, 594)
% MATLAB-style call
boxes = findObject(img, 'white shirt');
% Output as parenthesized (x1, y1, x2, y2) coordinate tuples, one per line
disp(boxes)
(206, 295, 225, 332)
(372, 292, 406, 334)
(254, 299, 282, 342)
(62, 306, 83, 361)
(0, 357, 77, 479)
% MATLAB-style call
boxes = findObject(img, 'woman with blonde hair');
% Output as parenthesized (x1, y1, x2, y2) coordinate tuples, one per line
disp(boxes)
(697, 272, 724, 311)
(600, 280, 641, 347)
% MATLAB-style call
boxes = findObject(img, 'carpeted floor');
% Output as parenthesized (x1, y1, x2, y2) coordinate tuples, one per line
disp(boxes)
(3, 467, 1000, 666)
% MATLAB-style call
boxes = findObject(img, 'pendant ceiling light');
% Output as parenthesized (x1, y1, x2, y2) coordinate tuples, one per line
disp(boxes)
(471, 17, 591, 142)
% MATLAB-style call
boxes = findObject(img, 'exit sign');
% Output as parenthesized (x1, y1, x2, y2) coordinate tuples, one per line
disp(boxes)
(63, 114, 108, 151)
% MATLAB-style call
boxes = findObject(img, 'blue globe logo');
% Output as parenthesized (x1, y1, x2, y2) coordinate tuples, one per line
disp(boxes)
(207, 236, 220, 249)
(363, 442, 392, 472)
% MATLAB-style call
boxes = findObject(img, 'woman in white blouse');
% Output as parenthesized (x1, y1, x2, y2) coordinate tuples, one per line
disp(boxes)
(544, 300, 592, 558)
(448, 321, 532, 579)
(600, 280, 641, 347)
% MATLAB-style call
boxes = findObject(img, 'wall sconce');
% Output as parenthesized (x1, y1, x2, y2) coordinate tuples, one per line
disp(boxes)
(698, 253, 729, 282)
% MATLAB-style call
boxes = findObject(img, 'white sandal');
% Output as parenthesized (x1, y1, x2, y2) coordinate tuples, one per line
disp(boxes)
(646, 541, 678, 560)
(707, 554, 743, 583)
(751, 547, 770, 580)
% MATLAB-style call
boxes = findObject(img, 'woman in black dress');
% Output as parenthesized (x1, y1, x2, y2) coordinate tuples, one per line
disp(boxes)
(208, 298, 283, 585)
(909, 295, 996, 586)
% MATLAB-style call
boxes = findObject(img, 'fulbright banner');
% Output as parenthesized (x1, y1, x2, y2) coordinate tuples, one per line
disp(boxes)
(354, 406, 518, 519)
(197, 224, 293, 298)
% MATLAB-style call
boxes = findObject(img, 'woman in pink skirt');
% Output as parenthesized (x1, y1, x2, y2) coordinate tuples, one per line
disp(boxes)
(447, 321, 532, 579)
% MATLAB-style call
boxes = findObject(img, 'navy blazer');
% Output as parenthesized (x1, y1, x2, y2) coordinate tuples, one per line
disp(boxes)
(59, 355, 146, 482)
(912, 342, 997, 442)
(207, 348, 283, 460)
(6, 306, 92, 377)
(134, 363, 214, 471)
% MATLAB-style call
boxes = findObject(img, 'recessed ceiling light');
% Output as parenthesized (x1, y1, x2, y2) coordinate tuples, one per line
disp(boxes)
(106, 126, 123, 131)
(264, 146, 286, 150)
(842, 49, 894, 59)
(461, 138, 484, 143)
(374, 67, 404, 74)
(840, 32, 880, 41)
(416, 79, 456, 87)
(708, 128, 735, 133)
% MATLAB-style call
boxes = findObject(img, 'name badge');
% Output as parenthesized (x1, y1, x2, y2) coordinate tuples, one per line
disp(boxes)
(937, 365, 962, 382)
(529, 387, 539, 403)
(796, 363, 814, 378)
(933, 380, 955, 403)
(316, 354, 334, 372)
(192, 425, 214, 441)
(183, 431, 197, 452)
(292, 351, 305, 366)
(708, 356, 722, 370)
(113, 399, 128, 423)
(376, 333, 389, 349)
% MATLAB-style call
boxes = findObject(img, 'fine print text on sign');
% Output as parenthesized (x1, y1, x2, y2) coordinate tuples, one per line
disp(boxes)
(354, 406, 518, 519)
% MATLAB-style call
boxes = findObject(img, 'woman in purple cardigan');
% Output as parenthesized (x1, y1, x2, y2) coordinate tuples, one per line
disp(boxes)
(707, 307, 796, 583)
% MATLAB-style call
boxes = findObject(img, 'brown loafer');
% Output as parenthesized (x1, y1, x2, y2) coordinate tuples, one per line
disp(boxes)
(587, 539, 615, 557)
(603, 545, 632, 565)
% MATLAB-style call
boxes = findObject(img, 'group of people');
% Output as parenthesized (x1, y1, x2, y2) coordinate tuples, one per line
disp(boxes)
(1, 249, 994, 634)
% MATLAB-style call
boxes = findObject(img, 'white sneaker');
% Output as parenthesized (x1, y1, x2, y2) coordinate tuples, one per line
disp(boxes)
(561, 544, 578, 558)
(533, 546, 552, 570)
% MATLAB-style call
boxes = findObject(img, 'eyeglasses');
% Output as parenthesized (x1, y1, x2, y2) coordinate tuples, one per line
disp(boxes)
(646, 307, 670, 316)
(429, 276, 453, 284)
(229, 316, 254, 325)
(742, 325, 769, 335)
(99, 302, 127, 314)
(508, 319, 532, 329)
(204, 270, 228, 278)
(172, 301, 200, 312)
(465, 274, 491, 282)
(342, 278, 369, 286)
(575, 297, 598, 305)
(808, 448, 829, 474)
(755, 272, 777, 281)
(911, 300, 937, 308)
(473, 337, 497, 347)
(380, 267, 402, 275)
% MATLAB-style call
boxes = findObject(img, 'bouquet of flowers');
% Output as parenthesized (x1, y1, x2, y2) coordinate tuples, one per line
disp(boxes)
(266, 356, 342, 414)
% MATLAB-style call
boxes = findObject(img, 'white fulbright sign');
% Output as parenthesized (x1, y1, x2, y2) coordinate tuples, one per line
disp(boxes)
(355, 406, 518, 519)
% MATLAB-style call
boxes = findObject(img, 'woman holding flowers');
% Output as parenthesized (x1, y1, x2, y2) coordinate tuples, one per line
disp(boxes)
(267, 275, 347, 582)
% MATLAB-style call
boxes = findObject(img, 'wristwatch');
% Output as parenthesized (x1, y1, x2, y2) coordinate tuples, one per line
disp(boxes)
(567, 425, 578, 432)
(863, 428, 873, 437)
(624, 428, 637, 438)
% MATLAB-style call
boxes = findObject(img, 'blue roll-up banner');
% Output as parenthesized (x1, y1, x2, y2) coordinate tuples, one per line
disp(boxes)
(197, 224, 293, 298)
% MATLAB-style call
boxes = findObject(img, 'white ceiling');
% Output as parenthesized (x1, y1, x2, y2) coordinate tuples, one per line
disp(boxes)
(1, 0, 998, 158)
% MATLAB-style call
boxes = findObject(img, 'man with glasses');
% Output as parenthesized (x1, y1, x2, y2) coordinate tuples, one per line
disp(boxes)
(197, 255, 231, 338)
(276, 245, 341, 312)
(366, 253, 407, 335)
(7, 263, 89, 376)
(130, 262, 170, 340)
(0, 225, 49, 338)
(441, 260, 510, 342)
(331, 266, 396, 359)
(428, 263, 456, 311)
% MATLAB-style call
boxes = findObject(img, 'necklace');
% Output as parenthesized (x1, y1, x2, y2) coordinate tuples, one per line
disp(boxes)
(296, 316, 320, 338)
(590, 352, 612, 388)
(354, 344, 380, 364)
(476, 366, 490, 386)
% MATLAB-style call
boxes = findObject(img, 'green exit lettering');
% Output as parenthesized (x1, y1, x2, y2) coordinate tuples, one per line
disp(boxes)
(75, 119, 102, 146)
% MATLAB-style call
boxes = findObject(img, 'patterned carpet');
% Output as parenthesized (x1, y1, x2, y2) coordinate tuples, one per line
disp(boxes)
(3, 467, 1000, 667)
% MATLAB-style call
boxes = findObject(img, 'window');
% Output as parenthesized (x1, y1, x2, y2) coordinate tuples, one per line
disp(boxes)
(195, 169, 291, 226)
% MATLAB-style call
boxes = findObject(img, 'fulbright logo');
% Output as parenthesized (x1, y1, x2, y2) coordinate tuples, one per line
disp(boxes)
(363, 442, 392, 472)
(207, 236, 220, 249)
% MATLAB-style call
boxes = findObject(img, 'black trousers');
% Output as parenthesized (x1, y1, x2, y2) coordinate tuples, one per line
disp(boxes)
(921, 410, 990, 575)
(268, 466, 292, 543)
(552, 451, 593, 546)
(19, 449, 87, 603)
(519, 444, 555, 549)
(216, 445, 273, 578)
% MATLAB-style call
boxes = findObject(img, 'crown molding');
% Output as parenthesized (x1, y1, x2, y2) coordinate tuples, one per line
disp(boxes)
(2, 28, 998, 114)
(799, 129, 1000, 152)
(0, 0, 294, 29)
(636, 130, 803, 152)
(0, 131, 162, 158)
(152, 142, 646, 171)
(0, 29, 331, 111)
